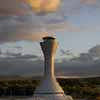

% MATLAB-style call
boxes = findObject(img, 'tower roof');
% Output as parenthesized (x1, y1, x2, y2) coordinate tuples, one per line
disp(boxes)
(43, 36, 56, 40)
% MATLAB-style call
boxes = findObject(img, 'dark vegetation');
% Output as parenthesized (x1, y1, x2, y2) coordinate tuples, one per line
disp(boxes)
(58, 77, 100, 100)
(0, 77, 100, 99)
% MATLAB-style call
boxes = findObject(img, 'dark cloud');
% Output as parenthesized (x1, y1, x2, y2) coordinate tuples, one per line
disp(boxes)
(0, 0, 80, 16)
(0, 15, 48, 42)
(89, 45, 100, 58)
(56, 60, 100, 77)
(55, 45, 100, 77)
(0, 51, 100, 78)
(0, 14, 80, 42)
(69, 45, 100, 63)
(0, 0, 81, 43)
(71, 53, 93, 63)
(81, 0, 96, 5)
(0, 0, 30, 15)
(0, 58, 43, 76)
(0, 54, 40, 76)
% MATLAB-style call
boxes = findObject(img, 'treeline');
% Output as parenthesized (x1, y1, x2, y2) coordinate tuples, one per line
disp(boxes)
(57, 77, 100, 99)
(0, 77, 99, 99)
(0, 80, 40, 96)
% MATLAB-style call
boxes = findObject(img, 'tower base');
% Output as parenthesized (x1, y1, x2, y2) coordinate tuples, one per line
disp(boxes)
(33, 77, 73, 100)
(33, 94, 73, 100)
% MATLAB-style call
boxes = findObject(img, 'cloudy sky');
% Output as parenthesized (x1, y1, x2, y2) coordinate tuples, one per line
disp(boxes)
(0, 0, 100, 77)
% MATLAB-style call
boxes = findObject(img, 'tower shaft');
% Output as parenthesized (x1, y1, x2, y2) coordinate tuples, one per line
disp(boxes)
(40, 37, 58, 78)
(44, 55, 54, 78)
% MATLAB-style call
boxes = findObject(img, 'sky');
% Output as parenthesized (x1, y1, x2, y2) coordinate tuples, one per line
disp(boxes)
(0, 0, 100, 54)
(0, 0, 100, 77)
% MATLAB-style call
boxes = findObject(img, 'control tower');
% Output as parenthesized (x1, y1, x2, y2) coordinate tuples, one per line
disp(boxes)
(34, 36, 73, 100)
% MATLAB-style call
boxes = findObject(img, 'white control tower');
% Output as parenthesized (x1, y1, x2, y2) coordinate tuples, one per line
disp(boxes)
(34, 36, 73, 100)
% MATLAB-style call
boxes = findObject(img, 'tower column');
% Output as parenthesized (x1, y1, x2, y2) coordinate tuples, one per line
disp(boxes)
(44, 55, 55, 78)
(40, 37, 58, 78)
